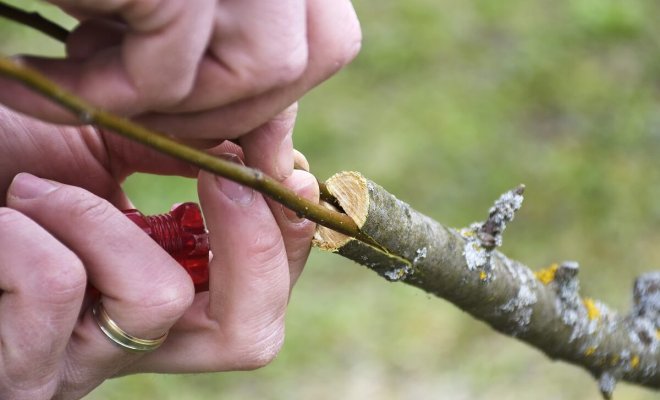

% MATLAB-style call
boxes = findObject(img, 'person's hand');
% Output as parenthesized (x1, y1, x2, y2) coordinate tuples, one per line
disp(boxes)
(0, 0, 361, 180)
(0, 105, 319, 399)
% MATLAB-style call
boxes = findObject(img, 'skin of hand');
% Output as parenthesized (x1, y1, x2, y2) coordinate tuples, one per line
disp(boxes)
(0, 0, 362, 181)
(0, 105, 319, 400)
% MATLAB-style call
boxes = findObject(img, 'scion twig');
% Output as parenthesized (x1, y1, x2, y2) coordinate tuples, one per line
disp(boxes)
(0, 57, 387, 251)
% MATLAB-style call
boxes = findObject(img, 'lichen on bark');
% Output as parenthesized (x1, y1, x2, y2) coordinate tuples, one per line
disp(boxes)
(314, 171, 660, 398)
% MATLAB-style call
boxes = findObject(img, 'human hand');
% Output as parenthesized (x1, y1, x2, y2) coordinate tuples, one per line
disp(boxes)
(0, 0, 361, 180)
(0, 106, 319, 399)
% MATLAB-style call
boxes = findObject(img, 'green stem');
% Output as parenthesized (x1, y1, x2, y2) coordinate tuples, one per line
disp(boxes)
(0, 57, 385, 249)
(0, 4, 355, 241)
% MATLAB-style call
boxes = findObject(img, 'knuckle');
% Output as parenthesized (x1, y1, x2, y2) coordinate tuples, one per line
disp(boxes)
(245, 230, 288, 272)
(40, 256, 87, 304)
(231, 324, 286, 370)
(64, 189, 115, 225)
(0, 208, 87, 302)
(237, 46, 308, 94)
(138, 78, 193, 110)
(268, 50, 308, 86)
(140, 273, 194, 323)
(122, 0, 162, 20)
(318, 10, 362, 76)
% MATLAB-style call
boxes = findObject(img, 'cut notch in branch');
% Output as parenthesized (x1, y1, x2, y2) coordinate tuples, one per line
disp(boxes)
(314, 171, 414, 281)
(314, 171, 370, 250)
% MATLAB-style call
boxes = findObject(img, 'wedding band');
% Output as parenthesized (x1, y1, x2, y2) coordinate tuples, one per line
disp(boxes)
(92, 300, 168, 352)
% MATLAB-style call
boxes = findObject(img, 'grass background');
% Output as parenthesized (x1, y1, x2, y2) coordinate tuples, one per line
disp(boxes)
(2, 0, 660, 398)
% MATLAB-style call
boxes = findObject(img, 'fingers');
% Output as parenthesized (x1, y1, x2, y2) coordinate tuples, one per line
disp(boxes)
(164, 0, 307, 112)
(6, 173, 194, 395)
(0, 0, 361, 140)
(100, 130, 201, 181)
(265, 169, 319, 288)
(0, 0, 216, 121)
(200, 161, 290, 360)
(55, 0, 308, 114)
(0, 208, 86, 400)
(124, 156, 318, 374)
(135, 0, 362, 138)
(143, 160, 289, 372)
(239, 103, 298, 181)
(66, 18, 125, 59)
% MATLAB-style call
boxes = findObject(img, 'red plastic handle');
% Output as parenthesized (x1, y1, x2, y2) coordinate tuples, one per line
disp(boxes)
(123, 202, 210, 292)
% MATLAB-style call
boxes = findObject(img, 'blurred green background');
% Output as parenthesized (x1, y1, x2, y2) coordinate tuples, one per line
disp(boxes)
(2, 0, 660, 398)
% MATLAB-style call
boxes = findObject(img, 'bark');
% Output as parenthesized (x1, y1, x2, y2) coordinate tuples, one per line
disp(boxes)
(2, 7, 660, 395)
(314, 171, 660, 399)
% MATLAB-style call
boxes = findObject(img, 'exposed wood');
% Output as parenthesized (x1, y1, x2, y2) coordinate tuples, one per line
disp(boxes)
(314, 171, 660, 398)
(2, 6, 660, 395)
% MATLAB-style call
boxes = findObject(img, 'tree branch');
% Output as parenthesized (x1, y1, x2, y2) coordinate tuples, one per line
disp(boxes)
(0, 2, 68, 42)
(314, 171, 660, 398)
(1, 8, 659, 397)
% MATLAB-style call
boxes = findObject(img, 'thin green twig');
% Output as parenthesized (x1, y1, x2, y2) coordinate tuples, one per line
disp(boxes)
(0, 57, 385, 250)
(0, 0, 344, 208)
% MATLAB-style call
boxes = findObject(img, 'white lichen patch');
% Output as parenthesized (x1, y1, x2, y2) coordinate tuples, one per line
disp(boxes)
(499, 269, 538, 334)
(557, 292, 617, 343)
(413, 247, 427, 265)
(557, 301, 591, 343)
(486, 188, 525, 244)
(383, 264, 412, 282)
(460, 186, 524, 276)
(633, 272, 660, 326)
(546, 263, 593, 342)
(462, 237, 489, 271)
(500, 285, 538, 333)
(629, 317, 659, 353)
(599, 371, 617, 399)
(642, 360, 659, 380)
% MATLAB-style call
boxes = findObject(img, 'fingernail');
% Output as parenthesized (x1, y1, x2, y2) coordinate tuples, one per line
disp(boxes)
(293, 149, 310, 172)
(282, 178, 316, 223)
(216, 153, 254, 205)
(9, 173, 59, 199)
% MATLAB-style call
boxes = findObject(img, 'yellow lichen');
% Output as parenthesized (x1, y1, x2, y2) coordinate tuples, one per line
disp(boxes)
(479, 271, 487, 281)
(583, 297, 601, 321)
(657, 330, 660, 340)
(462, 229, 476, 238)
(535, 263, 558, 285)
(631, 355, 640, 369)
(584, 347, 596, 356)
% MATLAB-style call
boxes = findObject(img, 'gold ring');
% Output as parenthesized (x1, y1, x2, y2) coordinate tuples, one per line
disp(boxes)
(92, 300, 168, 352)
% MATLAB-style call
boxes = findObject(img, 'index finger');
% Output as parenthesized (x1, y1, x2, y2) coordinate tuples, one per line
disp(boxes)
(0, 0, 215, 122)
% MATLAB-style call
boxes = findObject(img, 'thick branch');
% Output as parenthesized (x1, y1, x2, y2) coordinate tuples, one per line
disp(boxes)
(314, 171, 660, 398)
(0, 2, 69, 42)
(2, 12, 659, 397)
